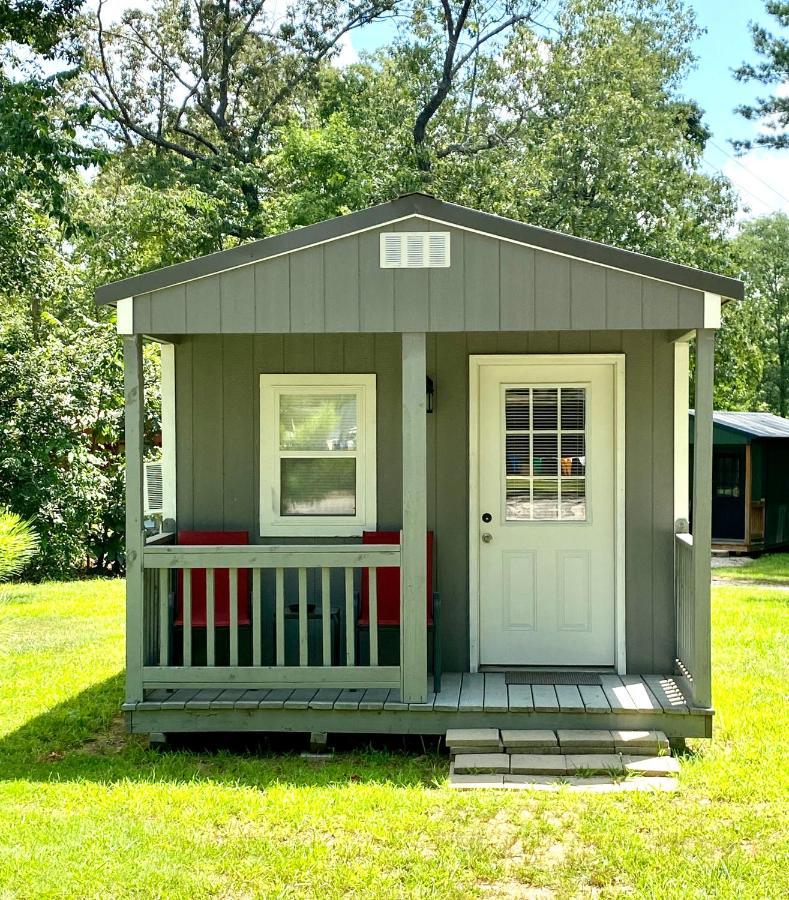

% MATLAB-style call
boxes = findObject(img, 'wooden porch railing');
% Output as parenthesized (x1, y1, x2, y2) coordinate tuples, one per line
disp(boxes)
(140, 543, 401, 690)
(674, 532, 695, 684)
(674, 530, 712, 708)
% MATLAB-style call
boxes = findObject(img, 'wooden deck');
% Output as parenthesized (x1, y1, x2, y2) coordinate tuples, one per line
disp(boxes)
(124, 672, 713, 739)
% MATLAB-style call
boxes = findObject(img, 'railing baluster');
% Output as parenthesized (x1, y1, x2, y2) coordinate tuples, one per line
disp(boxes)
(252, 568, 262, 666)
(298, 567, 308, 666)
(205, 567, 215, 667)
(345, 566, 354, 666)
(158, 568, 169, 666)
(369, 566, 378, 667)
(182, 568, 192, 667)
(229, 567, 239, 666)
(275, 566, 285, 666)
(321, 567, 331, 666)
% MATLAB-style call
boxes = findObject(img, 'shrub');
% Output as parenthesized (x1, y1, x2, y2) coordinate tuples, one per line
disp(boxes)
(0, 507, 39, 581)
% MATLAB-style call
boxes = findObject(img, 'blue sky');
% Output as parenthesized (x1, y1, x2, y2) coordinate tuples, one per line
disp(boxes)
(343, 0, 788, 220)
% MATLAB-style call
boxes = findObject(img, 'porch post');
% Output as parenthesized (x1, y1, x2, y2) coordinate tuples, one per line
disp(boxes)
(692, 329, 714, 708)
(124, 334, 145, 703)
(401, 333, 428, 703)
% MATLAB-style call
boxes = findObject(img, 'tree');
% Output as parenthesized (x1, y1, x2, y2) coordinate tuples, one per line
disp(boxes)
(733, 1, 788, 151)
(79, 0, 397, 238)
(732, 214, 789, 416)
(268, 0, 736, 270)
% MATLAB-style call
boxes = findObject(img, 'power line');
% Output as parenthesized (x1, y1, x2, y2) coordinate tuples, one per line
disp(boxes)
(708, 138, 789, 207)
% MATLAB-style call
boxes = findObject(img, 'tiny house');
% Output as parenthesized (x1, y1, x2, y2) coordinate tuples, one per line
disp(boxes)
(96, 194, 743, 740)
(690, 410, 789, 553)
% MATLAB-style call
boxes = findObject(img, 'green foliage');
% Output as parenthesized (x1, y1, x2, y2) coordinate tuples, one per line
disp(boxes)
(734, 1, 789, 151)
(731, 213, 789, 415)
(0, 320, 159, 579)
(0, 507, 39, 581)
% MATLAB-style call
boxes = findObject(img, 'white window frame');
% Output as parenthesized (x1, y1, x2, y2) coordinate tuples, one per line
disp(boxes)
(259, 374, 377, 537)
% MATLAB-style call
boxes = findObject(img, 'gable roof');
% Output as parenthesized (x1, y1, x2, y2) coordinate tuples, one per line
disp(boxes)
(95, 193, 744, 305)
(691, 410, 789, 439)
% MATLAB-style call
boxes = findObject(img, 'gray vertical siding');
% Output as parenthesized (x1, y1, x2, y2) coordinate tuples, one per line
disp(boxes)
(135, 225, 707, 334)
(175, 330, 679, 673)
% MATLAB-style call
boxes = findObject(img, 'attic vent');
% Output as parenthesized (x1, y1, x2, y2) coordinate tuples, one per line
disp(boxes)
(380, 232, 450, 268)
(144, 460, 164, 515)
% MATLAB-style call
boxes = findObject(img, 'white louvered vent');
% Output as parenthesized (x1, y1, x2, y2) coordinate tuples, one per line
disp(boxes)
(143, 460, 164, 515)
(379, 232, 450, 268)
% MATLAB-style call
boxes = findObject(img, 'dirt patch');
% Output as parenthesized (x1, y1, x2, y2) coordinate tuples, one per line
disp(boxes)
(79, 713, 134, 755)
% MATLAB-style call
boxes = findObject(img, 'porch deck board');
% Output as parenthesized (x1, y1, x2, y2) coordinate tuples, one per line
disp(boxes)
(433, 672, 462, 712)
(483, 673, 509, 712)
(131, 673, 713, 740)
(641, 674, 689, 715)
(310, 688, 342, 710)
(577, 684, 611, 713)
(531, 685, 559, 712)
(619, 675, 661, 712)
(459, 673, 485, 712)
(507, 684, 534, 712)
(358, 688, 389, 710)
(598, 675, 638, 712)
(555, 684, 586, 712)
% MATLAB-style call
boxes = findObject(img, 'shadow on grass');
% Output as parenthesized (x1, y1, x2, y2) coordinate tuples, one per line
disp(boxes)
(0, 677, 445, 790)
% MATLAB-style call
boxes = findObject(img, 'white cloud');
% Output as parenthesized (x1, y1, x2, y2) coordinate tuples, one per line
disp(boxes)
(332, 31, 359, 68)
(722, 150, 789, 220)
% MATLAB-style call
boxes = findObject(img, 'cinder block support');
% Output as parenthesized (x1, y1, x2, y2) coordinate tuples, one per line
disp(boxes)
(400, 333, 428, 703)
(124, 334, 145, 703)
(692, 329, 714, 708)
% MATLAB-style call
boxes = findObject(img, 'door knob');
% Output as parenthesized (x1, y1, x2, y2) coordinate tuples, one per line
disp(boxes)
(481, 532, 493, 543)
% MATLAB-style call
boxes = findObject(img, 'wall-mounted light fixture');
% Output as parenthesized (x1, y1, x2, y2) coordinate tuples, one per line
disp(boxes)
(426, 376, 435, 414)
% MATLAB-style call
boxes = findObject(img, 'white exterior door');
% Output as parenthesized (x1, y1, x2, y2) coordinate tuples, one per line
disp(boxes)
(476, 358, 619, 667)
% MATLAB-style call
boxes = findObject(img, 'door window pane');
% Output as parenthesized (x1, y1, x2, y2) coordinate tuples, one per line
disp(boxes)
(280, 394, 357, 451)
(281, 458, 357, 516)
(504, 386, 587, 521)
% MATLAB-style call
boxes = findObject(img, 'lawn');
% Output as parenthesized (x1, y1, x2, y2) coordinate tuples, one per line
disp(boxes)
(712, 552, 789, 584)
(0, 578, 787, 898)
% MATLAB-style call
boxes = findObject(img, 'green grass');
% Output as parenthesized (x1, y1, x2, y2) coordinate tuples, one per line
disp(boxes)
(713, 552, 789, 584)
(0, 579, 787, 898)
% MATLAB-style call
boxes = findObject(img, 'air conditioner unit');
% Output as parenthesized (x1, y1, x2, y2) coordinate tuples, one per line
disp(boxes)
(143, 460, 164, 516)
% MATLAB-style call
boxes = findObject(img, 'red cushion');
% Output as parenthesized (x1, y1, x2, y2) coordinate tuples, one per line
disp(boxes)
(359, 531, 433, 626)
(175, 531, 251, 627)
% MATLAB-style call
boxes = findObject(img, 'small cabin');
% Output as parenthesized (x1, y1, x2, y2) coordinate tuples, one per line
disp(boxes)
(691, 410, 789, 553)
(96, 194, 744, 740)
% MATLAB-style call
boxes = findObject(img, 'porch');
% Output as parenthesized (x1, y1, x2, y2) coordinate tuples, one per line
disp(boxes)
(123, 671, 712, 740)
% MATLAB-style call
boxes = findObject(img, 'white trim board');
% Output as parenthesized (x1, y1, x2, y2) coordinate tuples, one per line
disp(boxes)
(468, 354, 627, 674)
(259, 373, 377, 537)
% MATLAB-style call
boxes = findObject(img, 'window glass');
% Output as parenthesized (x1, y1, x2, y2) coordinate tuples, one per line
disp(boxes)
(505, 386, 587, 521)
(279, 394, 357, 451)
(280, 458, 357, 516)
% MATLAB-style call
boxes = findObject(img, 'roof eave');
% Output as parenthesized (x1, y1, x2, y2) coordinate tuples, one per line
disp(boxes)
(95, 193, 745, 305)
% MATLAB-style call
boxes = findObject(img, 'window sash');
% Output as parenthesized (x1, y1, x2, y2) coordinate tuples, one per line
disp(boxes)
(260, 375, 377, 536)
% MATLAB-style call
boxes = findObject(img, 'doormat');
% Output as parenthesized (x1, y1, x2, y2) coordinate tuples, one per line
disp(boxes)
(504, 671, 602, 685)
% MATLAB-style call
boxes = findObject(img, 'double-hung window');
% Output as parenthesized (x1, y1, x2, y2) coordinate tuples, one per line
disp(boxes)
(259, 374, 377, 536)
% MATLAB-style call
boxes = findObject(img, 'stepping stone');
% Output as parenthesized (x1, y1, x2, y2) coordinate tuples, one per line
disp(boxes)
(500, 729, 559, 754)
(448, 772, 505, 788)
(445, 728, 501, 750)
(503, 775, 566, 790)
(510, 753, 570, 775)
(452, 753, 510, 775)
(621, 755, 680, 777)
(613, 730, 670, 754)
(567, 753, 624, 775)
(557, 729, 615, 751)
